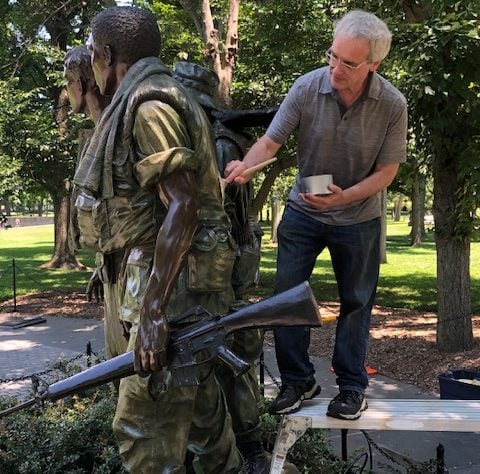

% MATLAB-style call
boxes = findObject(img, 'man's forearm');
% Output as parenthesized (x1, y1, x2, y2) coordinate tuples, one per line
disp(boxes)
(242, 134, 281, 168)
(342, 163, 399, 205)
(225, 134, 282, 184)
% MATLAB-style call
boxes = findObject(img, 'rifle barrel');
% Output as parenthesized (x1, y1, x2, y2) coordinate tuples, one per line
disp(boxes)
(0, 398, 37, 418)
(45, 351, 135, 401)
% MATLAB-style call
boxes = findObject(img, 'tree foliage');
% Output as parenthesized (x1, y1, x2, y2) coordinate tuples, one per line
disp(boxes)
(0, 49, 76, 195)
(0, 1, 105, 269)
(393, 1, 480, 351)
(397, 6, 480, 234)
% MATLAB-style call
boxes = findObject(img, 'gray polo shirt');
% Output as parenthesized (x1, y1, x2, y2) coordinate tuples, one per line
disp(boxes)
(267, 66, 407, 225)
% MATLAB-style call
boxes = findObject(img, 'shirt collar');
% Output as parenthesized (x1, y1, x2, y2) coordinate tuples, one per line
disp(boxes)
(320, 69, 382, 101)
(366, 71, 381, 100)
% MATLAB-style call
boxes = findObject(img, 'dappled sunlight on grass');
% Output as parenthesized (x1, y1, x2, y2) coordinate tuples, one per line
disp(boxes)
(255, 218, 480, 312)
(3, 219, 480, 312)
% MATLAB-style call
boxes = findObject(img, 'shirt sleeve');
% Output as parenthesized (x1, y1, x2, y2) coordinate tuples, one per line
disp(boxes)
(377, 95, 408, 165)
(266, 77, 305, 144)
(133, 100, 197, 187)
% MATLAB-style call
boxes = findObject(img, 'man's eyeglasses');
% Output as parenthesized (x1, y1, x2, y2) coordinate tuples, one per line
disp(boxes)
(325, 49, 368, 71)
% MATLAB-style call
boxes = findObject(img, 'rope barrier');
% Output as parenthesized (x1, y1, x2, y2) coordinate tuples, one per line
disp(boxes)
(12, 261, 46, 287)
(0, 265, 12, 278)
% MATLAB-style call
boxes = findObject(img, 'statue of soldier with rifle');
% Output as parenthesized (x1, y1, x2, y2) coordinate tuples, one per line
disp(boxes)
(1, 8, 323, 474)
(75, 6, 242, 472)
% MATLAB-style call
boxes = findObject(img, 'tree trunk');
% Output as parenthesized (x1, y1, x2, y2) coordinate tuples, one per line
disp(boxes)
(41, 190, 85, 270)
(435, 233, 472, 351)
(250, 156, 295, 219)
(400, 0, 473, 351)
(200, 0, 239, 107)
(433, 151, 473, 352)
(40, 83, 84, 270)
(392, 195, 403, 221)
(410, 168, 426, 247)
(270, 197, 282, 243)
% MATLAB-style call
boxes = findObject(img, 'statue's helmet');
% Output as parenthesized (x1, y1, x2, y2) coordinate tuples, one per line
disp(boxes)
(173, 61, 221, 110)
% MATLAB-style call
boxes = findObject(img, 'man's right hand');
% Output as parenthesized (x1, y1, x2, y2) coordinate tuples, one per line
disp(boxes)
(86, 269, 103, 302)
(224, 134, 282, 184)
(224, 160, 248, 184)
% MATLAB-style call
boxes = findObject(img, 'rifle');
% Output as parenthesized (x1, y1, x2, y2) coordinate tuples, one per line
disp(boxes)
(212, 107, 278, 130)
(0, 281, 321, 418)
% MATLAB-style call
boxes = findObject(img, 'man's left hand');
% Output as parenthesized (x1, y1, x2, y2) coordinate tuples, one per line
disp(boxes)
(299, 184, 346, 210)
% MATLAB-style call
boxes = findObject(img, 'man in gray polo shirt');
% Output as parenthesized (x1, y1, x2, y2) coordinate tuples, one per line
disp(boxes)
(225, 10, 407, 420)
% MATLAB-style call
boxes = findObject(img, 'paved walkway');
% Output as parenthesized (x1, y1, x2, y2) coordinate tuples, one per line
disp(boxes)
(0, 313, 104, 400)
(1, 313, 479, 473)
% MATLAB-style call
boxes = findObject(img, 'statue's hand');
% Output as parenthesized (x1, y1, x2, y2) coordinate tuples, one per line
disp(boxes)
(134, 298, 169, 376)
(86, 269, 103, 302)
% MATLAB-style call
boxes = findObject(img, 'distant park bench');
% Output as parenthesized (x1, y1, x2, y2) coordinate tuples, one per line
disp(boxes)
(407, 213, 435, 230)
(269, 398, 480, 473)
(423, 214, 435, 230)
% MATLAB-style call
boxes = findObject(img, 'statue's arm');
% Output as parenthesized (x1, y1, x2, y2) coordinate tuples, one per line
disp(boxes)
(132, 100, 199, 375)
(135, 172, 198, 375)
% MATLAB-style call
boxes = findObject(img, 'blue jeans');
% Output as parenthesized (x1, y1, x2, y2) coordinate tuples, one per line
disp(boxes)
(273, 206, 380, 393)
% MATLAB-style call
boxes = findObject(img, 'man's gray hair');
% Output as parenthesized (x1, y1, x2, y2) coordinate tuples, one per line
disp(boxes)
(334, 10, 392, 62)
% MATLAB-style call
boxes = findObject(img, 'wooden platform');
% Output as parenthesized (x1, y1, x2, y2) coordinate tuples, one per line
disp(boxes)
(269, 398, 480, 473)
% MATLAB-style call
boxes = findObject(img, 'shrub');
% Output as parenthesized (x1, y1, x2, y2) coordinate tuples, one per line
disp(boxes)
(2, 378, 346, 473)
(0, 388, 125, 474)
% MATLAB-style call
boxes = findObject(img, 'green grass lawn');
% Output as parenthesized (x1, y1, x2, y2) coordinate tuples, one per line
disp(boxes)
(0, 225, 95, 304)
(1, 220, 480, 313)
(257, 218, 480, 313)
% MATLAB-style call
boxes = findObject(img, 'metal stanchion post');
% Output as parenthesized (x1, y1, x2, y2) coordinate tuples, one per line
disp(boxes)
(259, 350, 265, 396)
(86, 341, 92, 367)
(12, 258, 17, 312)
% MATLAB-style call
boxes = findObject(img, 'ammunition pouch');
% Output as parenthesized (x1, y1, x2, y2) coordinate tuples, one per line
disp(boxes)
(231, 222, 263, 298)
(187, 226, 236, 292)
(95, 251, 125, 285)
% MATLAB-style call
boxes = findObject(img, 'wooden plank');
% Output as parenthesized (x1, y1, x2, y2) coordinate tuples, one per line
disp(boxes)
(286, 398, 480, 432)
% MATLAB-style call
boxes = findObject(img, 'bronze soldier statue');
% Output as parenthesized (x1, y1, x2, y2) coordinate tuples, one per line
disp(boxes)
(64, 45, 127, 361)
(173, 61, 267, 472)
(74, 6, 242, 472)
(172, 62, 299, 474)
(173, 61, 263, 298)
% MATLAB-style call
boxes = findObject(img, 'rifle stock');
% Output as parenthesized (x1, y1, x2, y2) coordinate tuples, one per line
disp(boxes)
(0, 281, 321, 417)
(170, 281, 321, 344)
